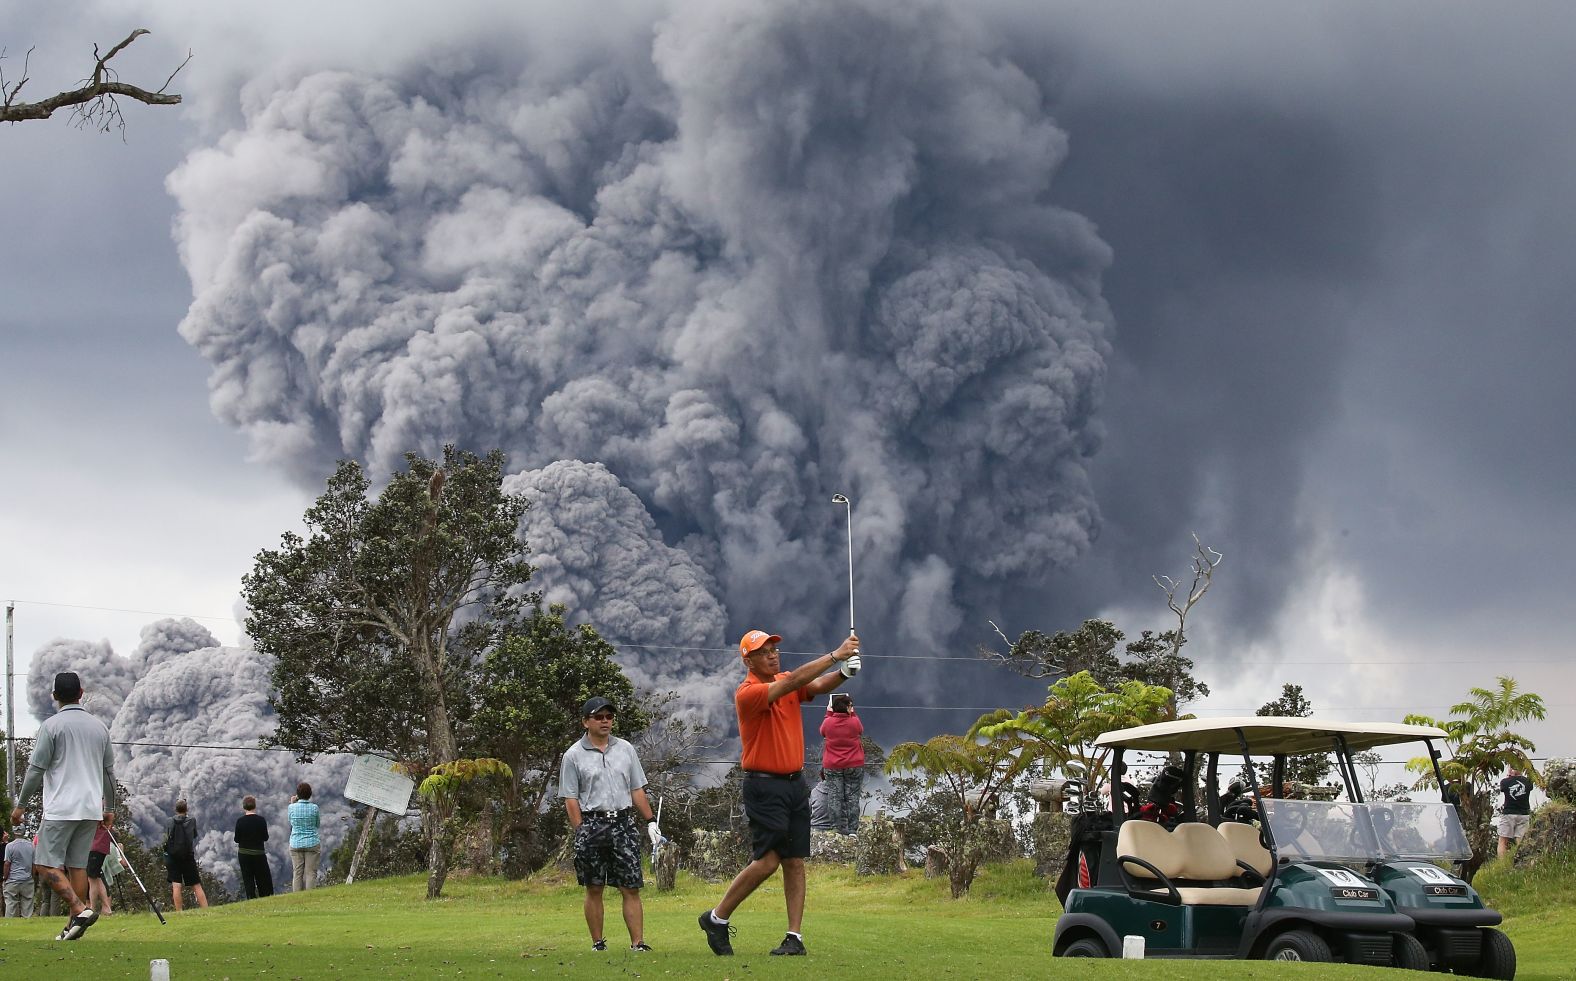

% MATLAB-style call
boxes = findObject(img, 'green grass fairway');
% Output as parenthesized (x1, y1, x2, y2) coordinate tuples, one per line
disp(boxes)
(1, 860, 1569, 979)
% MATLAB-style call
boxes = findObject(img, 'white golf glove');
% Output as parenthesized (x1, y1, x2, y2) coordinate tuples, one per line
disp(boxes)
(646, 822, 667, 847)
(840, 654, 862, 678)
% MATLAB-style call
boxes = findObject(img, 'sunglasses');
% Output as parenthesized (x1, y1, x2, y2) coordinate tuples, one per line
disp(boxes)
(588, 713, 616, 721)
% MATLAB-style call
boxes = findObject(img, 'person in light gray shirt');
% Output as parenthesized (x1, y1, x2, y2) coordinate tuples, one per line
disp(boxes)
(4, 831, 37, 917)
(559, 696, 663, 953)
(10, 671, 116, 940)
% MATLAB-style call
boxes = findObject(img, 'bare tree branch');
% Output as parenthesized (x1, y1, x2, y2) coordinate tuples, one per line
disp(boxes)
(1153, 533, 1224, 654)
(1, 29, 187, 133)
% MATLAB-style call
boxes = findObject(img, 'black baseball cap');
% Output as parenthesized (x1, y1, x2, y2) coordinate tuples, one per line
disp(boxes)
(581, 696, 615, 718)
(53, 672, 83, 701)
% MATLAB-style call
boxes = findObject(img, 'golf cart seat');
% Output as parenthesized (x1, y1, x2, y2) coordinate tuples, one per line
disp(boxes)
(1217, 821, 1273, 878)
(1117, 821, 1263, 907)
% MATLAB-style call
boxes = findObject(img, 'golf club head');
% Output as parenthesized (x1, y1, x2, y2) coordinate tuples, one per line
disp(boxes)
(832, 493, 849, 504)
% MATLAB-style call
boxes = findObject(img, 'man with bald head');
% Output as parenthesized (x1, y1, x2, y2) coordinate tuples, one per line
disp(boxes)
(9, 671, 116, 941)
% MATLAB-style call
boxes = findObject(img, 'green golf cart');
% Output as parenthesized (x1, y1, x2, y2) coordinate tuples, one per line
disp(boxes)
(1051, 717, 1513, 977)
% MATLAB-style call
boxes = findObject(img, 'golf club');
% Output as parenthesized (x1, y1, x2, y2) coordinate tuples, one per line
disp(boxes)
(107, 830, 166, 925)
(831, 494, 858, 662)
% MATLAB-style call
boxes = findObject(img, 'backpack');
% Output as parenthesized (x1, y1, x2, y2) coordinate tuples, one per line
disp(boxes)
(165, 817, 195, 860)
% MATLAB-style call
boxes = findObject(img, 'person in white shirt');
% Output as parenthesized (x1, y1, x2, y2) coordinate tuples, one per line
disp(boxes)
(9, 672, 116, 941)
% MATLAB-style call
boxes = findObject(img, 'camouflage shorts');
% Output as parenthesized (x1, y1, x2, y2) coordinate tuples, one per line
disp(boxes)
(573, 813, 643, 889)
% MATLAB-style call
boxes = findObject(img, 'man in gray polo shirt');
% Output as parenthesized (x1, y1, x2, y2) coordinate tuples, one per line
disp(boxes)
(559, 696, 664, 952)
(4, 829, 37, 917)
(10, 671, 116, 941)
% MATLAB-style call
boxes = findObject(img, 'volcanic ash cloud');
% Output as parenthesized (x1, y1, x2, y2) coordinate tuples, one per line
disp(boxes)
(169, 0, 1114, 687)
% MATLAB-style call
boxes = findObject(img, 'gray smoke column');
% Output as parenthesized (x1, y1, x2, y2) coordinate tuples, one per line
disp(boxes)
(169, 0, 1112, 713)
(27, 638, 136, 728)
(130, 617, 220, 680)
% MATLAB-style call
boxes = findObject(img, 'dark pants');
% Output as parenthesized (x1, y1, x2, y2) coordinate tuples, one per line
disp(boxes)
(238, 853, 274, 899)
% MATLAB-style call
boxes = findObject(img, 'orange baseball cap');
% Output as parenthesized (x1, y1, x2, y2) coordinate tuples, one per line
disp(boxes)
(738, 629, 782, 658)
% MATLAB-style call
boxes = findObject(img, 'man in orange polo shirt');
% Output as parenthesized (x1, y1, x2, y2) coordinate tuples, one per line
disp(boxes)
(698, 628, 861, 956)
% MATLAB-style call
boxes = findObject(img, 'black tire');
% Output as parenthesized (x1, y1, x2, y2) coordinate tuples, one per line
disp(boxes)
(1471, 928, 1516, 980)
(1264, 929, 1333, 963)
(1391, 932, 1431, 972)
(1060, 937, 1108, 958)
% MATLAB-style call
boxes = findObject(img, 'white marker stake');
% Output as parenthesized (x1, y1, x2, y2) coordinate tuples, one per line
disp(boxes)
(151, 959, 172, 980)
(1122, 935, 1146, 959)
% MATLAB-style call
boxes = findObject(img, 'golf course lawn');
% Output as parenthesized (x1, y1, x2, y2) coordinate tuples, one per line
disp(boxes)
(0, 858, 1569, 979)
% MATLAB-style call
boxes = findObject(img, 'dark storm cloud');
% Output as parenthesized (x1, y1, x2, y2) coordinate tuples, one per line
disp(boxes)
(167, 0, 1114, 734)
(967, 4, 1576, 665)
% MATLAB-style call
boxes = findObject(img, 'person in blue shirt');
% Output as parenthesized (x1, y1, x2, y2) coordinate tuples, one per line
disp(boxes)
(287, 782, 321, 891)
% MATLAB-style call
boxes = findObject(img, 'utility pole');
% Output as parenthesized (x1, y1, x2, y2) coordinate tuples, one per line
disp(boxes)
(5, 601, 15, 805)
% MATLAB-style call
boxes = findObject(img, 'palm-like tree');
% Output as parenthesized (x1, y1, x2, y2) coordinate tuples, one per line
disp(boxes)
(1406, 676, 1546, 881)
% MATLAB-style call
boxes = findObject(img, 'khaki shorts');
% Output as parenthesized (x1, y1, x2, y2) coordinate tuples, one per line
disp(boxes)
(1498, 813, 1530, 839)
(35, 818, 100, 869)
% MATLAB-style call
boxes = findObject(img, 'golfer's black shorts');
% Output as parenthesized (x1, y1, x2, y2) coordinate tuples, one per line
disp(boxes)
(742, 774, 811, 861)
(86, 850, 109, 879)
(572, 814, 643, 890)
(167, 854, 201, 887)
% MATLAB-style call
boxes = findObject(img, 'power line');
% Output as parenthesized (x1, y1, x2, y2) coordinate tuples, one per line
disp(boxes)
(5, 599, 1571, 666)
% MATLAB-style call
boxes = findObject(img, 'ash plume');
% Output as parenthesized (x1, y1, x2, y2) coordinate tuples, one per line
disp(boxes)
(27, 638, 136, 728)
(168, 0, 1114, 723)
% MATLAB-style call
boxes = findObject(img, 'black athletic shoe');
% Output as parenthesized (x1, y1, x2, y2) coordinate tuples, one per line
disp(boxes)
(698, 910, 735, 955)
(592, 938, 607, 951)
(770, 933, 807, 956)
(59, 908, 99, 942)
(631, 942, 652, 952)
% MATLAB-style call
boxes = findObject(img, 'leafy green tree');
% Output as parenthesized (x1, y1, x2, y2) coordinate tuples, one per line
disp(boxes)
(885, 731, 1035, 898)
(466, 603, 652, 877)
(984, 538, 1220, 718)
(1256, 683, 1334, 788)
(972, 671, 1176, 800)
(1405, 676, 1546, 881)
(244, 446, 534, 897)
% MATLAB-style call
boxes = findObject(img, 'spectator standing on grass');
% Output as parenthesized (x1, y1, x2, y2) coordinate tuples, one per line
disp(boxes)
(4, 829, 36, 917)
(559, 696, 664, 953)
(698, 629, 861, 957)
(288, 782, 321, 891)
(235, 795, 274, 899)
(86, 822, 113, 916)
(819, 693, 866, 836)
(164, 799, 208, 911)
(10, 671, 116, 940)
(1497, 767, 1535, 858)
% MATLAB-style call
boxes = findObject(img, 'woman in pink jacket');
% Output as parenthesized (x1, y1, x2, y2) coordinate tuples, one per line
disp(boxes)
(819, 694, 866, 835)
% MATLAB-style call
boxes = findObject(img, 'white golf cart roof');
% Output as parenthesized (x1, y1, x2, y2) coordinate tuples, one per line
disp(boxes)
(1094, 716, 1449, 755)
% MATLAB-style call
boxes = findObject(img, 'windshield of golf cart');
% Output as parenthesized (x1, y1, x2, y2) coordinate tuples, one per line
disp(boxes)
(1262, 799, 1472, 862)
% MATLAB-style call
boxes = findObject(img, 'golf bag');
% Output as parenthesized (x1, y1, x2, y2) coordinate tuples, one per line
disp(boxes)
(1055, 810, 1114, 905)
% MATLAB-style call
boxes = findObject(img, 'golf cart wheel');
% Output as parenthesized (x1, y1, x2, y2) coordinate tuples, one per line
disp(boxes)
(1264, 929, 1332, 963)
(1061, 938, 1109, 958)
(1470, 928, 1516, 980)
(1391, 932, 1431, 972)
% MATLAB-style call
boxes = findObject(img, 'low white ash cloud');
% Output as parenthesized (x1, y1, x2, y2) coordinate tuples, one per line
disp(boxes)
(27, 621, 351, 891)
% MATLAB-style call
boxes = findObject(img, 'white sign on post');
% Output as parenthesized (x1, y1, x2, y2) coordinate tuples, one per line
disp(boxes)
(345, 754, 416, 814)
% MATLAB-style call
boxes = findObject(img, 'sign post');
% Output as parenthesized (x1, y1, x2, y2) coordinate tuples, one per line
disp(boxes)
(343, 754, 416, 885)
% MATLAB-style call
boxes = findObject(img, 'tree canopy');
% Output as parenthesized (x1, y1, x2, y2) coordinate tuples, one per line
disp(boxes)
(244, 446, 534, 897)
(1405, 676, 1546, 881)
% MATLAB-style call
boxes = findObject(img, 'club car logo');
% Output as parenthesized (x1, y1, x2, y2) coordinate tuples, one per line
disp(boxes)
(1315, 867, 1378, 901)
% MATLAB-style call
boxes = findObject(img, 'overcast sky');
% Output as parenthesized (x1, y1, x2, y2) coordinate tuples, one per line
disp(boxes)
(2, 1, 1571, 777)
